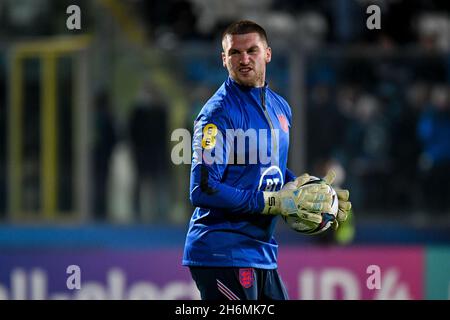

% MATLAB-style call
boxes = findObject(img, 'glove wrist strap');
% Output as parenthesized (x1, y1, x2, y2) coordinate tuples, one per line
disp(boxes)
(262, 192, 280, 215)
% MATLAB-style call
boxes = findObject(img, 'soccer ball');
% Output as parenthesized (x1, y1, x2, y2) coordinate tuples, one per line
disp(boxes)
(282, 176, 338, 235)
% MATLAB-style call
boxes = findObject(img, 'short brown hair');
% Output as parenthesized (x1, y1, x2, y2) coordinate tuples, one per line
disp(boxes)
(222, 20, 269, 46)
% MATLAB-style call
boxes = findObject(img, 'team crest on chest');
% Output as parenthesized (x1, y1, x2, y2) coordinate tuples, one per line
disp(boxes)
(277, 114, 289, 133)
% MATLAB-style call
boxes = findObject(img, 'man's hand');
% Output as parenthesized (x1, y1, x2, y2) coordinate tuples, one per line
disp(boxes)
(262, 174, 332, 227)
(322, 170, 352, 230)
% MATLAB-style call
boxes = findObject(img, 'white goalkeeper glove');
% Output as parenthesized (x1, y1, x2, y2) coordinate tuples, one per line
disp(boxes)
(322, 170, 352, 230)
(262, 173, 332, 227)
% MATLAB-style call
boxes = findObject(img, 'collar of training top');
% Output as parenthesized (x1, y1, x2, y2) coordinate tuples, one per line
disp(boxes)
(227, 76, 268, 93)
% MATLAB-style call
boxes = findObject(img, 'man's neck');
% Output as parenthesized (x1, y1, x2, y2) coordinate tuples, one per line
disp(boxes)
(230, 76, 266, 88)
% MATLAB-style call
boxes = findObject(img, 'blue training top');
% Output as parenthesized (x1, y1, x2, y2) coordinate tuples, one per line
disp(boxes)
(182, 77, 296, 269)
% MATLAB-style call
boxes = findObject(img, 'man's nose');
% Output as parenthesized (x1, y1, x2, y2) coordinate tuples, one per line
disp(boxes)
(240, 53, 250, 65)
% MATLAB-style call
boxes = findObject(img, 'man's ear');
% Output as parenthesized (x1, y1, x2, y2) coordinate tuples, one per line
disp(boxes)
(221, 51, 227, 68)
(265, 47, 272, 63)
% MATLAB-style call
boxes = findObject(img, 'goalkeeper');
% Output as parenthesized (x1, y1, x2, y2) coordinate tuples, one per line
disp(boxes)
(182, 20, 351, 300)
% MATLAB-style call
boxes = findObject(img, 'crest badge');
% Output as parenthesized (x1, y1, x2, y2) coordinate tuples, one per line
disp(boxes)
(239, 268, 254, 289)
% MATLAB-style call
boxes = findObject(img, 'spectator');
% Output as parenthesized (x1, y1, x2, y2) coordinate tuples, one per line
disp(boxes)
(417, 85, 450, 214)
(128, 83, 169, 223)
(306, 83, 346, 173)
(92, 90, 117, 220)
(388, 83, 425, 211)
(346, 94, 391, 211)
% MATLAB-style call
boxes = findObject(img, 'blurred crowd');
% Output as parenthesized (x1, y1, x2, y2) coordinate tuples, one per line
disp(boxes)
(305, 77, 450, 216)
(0, 0, 448, 224)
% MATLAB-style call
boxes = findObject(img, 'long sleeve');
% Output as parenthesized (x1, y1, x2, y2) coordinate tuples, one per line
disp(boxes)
(189, 103, 265, 214)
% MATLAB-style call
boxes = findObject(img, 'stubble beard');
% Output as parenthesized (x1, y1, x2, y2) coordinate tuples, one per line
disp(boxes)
(231, 68, 265, 88)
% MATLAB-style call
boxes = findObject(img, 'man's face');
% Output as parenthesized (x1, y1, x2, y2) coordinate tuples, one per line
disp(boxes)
(222, 33, 271, 87)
